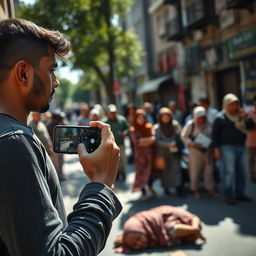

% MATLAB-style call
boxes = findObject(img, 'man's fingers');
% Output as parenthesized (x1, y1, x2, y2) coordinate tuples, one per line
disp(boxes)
(89, 121, 112, 144)
(77, 143, 88, 156)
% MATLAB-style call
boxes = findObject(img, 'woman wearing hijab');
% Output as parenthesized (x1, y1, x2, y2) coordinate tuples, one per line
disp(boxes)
(212, 93, 252, 205)
(181, 106, 218, 199)
(114, 205, 205, 253)
(154, 107, 184, 196)
(130, 109, 156, 200)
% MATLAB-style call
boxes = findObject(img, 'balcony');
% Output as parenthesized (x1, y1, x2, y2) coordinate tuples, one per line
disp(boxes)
(166, 17, 184, 40)
(226, 0, 255, 9)
(186, 0, 218, 30)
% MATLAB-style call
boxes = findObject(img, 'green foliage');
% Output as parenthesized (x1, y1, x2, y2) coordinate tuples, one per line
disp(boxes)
(72, 85, 91, 103)
(55, 78, 72, 108)
(18, 0, 142, 103)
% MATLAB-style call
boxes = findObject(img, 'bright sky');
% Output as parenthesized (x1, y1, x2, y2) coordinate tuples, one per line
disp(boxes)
(21, 0, 35, 4)
(21, 0, 81, 84)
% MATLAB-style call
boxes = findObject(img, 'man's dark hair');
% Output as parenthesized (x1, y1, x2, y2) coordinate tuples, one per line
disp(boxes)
(0, 18, 71, 82)
(199, 97, 209, 105)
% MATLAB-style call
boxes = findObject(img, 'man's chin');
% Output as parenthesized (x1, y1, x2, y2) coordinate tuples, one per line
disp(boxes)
(38, 103, 50, 113)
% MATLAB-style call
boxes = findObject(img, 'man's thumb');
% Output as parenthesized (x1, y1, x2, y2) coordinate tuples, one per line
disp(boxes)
(77, 143, 88, 156)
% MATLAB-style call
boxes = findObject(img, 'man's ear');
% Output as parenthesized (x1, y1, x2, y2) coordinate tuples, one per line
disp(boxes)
(14, 60, 32, 86)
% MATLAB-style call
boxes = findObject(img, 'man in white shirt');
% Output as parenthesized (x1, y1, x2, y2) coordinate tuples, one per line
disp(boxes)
(199, 97, 219, 126)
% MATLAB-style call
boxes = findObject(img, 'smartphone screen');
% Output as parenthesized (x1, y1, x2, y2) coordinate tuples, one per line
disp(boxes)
(53, 125, 101, 154)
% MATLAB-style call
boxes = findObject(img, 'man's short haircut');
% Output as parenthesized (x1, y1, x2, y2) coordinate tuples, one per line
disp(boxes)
(0, 18, 71, 83)
(199, 97, 209, 105)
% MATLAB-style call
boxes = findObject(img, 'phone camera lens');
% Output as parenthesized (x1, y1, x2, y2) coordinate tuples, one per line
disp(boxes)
(90, 138, 95, 144)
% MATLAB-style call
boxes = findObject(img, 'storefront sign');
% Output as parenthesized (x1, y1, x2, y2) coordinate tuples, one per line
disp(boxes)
(219, 9, 235, 29)
(244, 58, 256, 105)
(227, 28, 256, 60)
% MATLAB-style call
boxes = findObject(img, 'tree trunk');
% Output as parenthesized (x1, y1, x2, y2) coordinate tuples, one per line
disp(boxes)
(105, 0, 115, 104)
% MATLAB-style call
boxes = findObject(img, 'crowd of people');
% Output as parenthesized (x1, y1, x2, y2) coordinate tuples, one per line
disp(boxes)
(32, 93, 256, 207)
(32, 93, 256, 252)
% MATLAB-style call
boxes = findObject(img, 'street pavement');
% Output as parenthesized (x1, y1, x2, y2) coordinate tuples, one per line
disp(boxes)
(61, 154, 256, 256)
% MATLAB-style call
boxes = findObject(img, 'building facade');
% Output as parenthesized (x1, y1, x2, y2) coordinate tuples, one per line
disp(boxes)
(121, 0, 156, 106)
(0, 0, 15, 19)
(163, 0, 256, 109)
(132, 0, 256, 110)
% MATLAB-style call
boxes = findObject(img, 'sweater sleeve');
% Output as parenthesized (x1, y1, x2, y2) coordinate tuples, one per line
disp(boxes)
(211, 117, 222, 148)
(180, 120, 194, 146)
(0, 134, 122, 256)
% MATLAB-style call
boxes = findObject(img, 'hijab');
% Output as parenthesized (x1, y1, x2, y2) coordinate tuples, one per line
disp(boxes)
(158, 107, 175, 137)
(131, 109, 153, 137)
(223, 93, 246, 134)
(193, 106, 210, 135)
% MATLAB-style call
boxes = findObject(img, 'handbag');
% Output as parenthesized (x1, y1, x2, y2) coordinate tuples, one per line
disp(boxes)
(154, 155, 167, 170)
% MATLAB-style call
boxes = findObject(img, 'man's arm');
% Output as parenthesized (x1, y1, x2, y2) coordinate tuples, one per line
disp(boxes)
(211, 117, 222, 160)
(0, 122, 122, 256)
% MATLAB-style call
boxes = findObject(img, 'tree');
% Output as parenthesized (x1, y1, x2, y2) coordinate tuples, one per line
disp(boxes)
(55, 78, 73, 108)
(18, 0, 142, 103)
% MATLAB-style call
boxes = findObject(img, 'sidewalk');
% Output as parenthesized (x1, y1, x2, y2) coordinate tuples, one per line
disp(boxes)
(61, 154, 256, 256)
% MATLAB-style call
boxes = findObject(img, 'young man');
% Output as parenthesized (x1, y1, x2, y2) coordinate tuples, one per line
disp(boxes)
(212, 94, 252, 205)
(199, 97, 219, 126)
(102, 104, 130, 181)
(0, 18, 122, 255)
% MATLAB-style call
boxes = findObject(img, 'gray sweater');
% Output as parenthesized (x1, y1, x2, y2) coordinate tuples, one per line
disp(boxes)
(0, 114, 122, 256)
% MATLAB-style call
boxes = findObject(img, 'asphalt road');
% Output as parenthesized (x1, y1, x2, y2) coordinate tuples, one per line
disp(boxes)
(61, 154, 256, 256)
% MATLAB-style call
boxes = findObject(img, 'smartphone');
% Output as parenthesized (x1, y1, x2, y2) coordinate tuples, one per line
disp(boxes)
(53, 125, 101, 154)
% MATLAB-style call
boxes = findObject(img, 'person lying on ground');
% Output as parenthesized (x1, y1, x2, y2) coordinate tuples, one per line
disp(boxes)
(114, 205, 205, 253)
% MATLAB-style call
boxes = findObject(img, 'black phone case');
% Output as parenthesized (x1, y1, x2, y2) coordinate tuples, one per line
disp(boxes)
(53, 125, 101, 154)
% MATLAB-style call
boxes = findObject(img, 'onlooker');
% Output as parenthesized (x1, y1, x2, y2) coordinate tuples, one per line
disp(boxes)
(212, 93, 252, 205)
(183, 102, 198, 126)
(143, 102, 156, 124)
(90, 108, 101, 121)
(181, 106, 218, 199)
(0, 18, 121, 255)
(245, 96, 256, 183)
(129, 109, 156, 200)
(169, 100, 183, 124)
(124, 103, 137, 164)
(46, 110, 67, 181)
(114, 205, 205, 253)
(93, 104, 106, 120)
(102, 104, 130, 181)
(28, 112, 53, 156)
(124, 103, 136, 126)
(199, 97, 219, 125)
(154, 107, 184, 196)
(77, 103, 91, 126)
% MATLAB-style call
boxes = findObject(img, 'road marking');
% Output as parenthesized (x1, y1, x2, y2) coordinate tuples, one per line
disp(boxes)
(170, 250, 187, 256)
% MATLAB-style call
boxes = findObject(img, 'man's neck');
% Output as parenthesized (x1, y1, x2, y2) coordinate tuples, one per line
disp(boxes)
(0, 106, 28, 124)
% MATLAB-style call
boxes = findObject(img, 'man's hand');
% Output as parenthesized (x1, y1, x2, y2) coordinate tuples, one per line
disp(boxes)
(77, 121, 120, 188)
(214, 148, 221, 160)
(188, 141, 201, 149)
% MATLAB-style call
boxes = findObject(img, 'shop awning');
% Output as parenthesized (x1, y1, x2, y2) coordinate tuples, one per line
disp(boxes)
(137, 74, 172, 94)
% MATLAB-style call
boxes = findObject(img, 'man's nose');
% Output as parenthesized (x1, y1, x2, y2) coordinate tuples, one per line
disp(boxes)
(53, 77, 60, 88)
(52, 72, 60, 88)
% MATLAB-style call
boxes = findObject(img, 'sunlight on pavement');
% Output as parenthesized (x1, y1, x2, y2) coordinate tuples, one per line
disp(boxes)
(170, 250, 187, 256)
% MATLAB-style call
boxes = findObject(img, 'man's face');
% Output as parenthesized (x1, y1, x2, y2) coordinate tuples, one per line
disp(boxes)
(26, 47, 59, 113)
(169, 102, 176, 111)
(199, 101, 208, 110)
(108, 111, 117, 120)
(227, 101, 239, 115)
